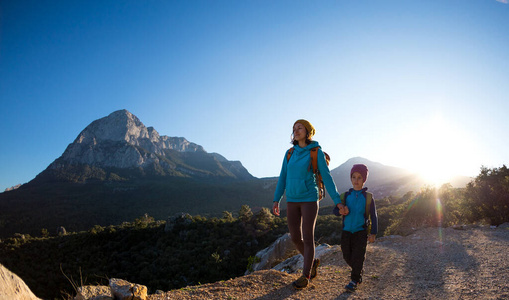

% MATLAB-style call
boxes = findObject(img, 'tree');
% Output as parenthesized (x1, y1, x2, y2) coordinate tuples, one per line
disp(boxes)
(464, 165, 509, 225)
(238, 205, 253, 223)
(255, 207, 273, 224)
(135, 213, 155, 228)
(222, 211, 234, 222)
(252, 207, 274, 236)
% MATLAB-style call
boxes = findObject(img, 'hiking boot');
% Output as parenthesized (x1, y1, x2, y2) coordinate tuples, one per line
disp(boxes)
(292, 275, 309, 290)
(345, 280, 358, 292)
(310, 258, 320, 280)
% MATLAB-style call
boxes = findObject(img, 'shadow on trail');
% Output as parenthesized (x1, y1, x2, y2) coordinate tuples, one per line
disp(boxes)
(401, 227, 479, 298)
(487, 227, 509, 242)
(334, 291, 354, 299)
(251, 280, 356, 300)
(251, 283, 304, 300)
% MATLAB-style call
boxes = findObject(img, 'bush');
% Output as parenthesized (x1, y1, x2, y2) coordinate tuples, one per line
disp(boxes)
(381, 185, 469, 236)
(464, 165, 509, 225)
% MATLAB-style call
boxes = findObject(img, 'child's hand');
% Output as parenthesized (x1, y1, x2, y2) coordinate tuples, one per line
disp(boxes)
(368, 234, 376, 243)
(336, 204, 349, 216)
(342, 205, 349, 215)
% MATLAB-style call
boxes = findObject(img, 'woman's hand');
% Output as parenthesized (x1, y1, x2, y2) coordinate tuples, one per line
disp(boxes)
(272, 202, 280, 216)
(368, 234, 376, 243)
(336, 204, 349, 216)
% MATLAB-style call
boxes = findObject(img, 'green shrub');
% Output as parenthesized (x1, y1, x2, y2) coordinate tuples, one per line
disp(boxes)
(464, 165, 509, 225)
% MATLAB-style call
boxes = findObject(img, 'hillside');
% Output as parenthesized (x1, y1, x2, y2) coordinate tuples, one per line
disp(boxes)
(150, 226, 509, 300)
(0, 177, 277, 238)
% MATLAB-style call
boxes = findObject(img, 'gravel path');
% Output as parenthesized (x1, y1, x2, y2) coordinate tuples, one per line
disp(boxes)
(151, 226, 509, 300)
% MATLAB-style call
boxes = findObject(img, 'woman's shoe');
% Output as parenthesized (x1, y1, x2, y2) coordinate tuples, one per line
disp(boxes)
(292, 275, 309, 290)
(310, 258, 320, 280)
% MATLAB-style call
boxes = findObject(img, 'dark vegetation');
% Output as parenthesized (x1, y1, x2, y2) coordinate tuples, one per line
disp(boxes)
(0, 207, 287, 300)
(0, 166, 507, 299)
(0, 176, 276, 239)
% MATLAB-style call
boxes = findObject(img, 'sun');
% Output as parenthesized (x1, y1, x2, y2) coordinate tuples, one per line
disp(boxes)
(408, 115, 473, 185)
(383, 114, 477, 186)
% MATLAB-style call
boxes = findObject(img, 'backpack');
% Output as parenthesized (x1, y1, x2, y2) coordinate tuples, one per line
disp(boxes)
(286, 146, 330, 201)
(339, 191, 373, 233)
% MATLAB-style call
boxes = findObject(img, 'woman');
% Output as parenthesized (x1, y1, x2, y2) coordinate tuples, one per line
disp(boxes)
(272, 119, 343, 289)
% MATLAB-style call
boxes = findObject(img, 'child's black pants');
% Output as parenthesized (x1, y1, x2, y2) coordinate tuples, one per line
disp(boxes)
(340, 229, 368, 283)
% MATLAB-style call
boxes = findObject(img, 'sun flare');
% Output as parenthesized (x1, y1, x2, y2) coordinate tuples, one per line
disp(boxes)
(390, 114, 478, 185)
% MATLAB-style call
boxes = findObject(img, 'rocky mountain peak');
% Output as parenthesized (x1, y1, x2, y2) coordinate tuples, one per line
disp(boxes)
(74, 109, 159, 145)
(83, 109, 146, 143)
(52, 109, 205, 169)
(43, 110, 252, 180)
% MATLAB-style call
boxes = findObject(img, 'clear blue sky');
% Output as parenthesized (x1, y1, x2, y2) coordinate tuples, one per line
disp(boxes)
(1, 0, 508, 191)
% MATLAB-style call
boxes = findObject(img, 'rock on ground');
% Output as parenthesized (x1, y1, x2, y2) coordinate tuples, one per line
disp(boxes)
(0, 263, 41, 300)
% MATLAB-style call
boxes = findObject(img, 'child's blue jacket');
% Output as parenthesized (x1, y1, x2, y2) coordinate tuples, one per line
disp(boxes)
(273, 141, 341, 204)
(333, 187, 378, 235)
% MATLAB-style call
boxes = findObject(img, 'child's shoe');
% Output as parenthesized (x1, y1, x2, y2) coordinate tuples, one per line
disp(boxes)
(345, 280, 358, 292)
(292, 275, 309, 290)
(310, 258, 320, 280)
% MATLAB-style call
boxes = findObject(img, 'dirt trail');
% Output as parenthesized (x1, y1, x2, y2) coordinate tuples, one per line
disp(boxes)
(151, 226, 509, 300)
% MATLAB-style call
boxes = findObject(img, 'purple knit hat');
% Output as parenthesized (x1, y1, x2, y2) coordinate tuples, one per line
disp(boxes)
(350, 164, 369, 183)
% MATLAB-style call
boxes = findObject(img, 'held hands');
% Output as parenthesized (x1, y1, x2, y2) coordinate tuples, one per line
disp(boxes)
(336, 204, 349, 216)
(272, 202, 280, 216)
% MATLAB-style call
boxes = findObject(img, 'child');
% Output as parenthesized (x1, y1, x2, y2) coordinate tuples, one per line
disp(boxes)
(333, 163, 378, 292)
